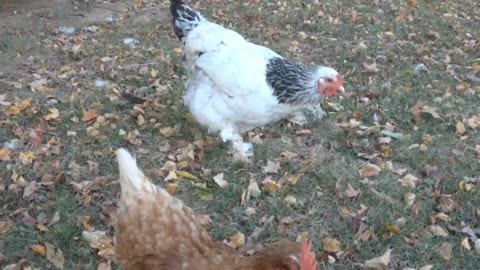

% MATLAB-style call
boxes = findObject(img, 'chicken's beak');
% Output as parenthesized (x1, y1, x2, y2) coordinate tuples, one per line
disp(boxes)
(337, 86, 345, 95)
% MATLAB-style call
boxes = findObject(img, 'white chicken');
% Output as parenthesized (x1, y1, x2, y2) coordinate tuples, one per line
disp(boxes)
(170, 0, 345, 160)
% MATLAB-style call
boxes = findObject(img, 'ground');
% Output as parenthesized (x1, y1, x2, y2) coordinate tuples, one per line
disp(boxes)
(0, 0, 479, 269)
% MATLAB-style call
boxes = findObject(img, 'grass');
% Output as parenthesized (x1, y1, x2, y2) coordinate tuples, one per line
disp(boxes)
(1, 0, 480, 269)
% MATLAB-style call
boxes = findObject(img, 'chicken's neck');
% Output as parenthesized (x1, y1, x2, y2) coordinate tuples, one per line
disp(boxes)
(266, 57, 322, 106)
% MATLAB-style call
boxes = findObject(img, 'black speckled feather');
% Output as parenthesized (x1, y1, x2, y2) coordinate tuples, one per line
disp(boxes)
(266, 58, 320, 105)
(170, 0, 204, 41)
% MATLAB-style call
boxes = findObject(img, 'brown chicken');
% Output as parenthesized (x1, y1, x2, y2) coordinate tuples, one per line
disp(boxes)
(114, 148, 318, 270)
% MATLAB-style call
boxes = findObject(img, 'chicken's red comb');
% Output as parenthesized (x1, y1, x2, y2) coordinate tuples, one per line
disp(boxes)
(299, 239, 317, 270)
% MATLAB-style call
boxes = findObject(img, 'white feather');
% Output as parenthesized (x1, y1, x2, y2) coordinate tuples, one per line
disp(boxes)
(116, 148, 155, 193)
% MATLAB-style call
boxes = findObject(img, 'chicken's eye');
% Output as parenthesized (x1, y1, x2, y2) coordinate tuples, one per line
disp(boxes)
(326, 78, 334, 83)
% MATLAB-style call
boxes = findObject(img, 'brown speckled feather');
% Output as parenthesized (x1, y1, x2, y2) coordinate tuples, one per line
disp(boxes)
(114, 149, 314, 270)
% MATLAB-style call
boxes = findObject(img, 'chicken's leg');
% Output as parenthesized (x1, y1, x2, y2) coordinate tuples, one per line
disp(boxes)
(220, 127, 253, 161)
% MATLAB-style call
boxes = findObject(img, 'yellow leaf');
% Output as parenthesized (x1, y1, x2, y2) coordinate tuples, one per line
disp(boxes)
(322, 238, 341, 252)
(3, 106, 20, 115)
(37, 224, 49, 232)
(19, 99, 30, 110)
(165, 183, 179, 195)
(36, 85, 53, 92)
(455, 121, 466, 135)
(23, 151, 37, 160)
(384, 223, 401, 234)
(229, 232, 245, 248)
(406, 0, 417, 7)
(134, 0, 143, 8)
(60, 65, 72, 73)
(287, 174, 302, 185)
(262, 179, 283, 193)
(31, 244, 46, 256)
(175, 170, 199, 181)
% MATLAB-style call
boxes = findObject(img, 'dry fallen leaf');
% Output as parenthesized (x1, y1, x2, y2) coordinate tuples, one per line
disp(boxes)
(429, 225, 449, 237)
(82, 108, 100, 123)
(48, 212, 61, 226)
(134, 0, 143, 8)
(359, 163, 381, 177)
(410, 101, 443, 122)
(434, 213, 451, 223)
(3, 105, 21, 115)
(0, 221, 13, 234)
(385, 223, 401, 234)
(322, 238, 341, 253)
(284, 195, 297, 205)
(229, 232, 246, 248)
(175, 170, 199, 181)
(440, 242, 454, 261)
(44, 108, 60, 121)
(160, 125, 180, 137)
(37, 224, 49, 232)
(344, 184, 360, 198)
(45, 242, 65, 269)
(364, 248, 392, 269)
(404, 193, 416, 206)
(0, 146, 12, 161)
(31, 244, 46, 256)
(28, 129, 43, 147)
(81, 216, 95, 232)
(97, 261, 112, 270)
(247, 180, 261, 198)
(82, 230, 115, 259)
(262, 160, 281, 174)
(406, 0, 417, 7)
(455, 121, 466, 135)
(287, 174, 302, 185)
(399, 174, 419, 188)
(212, 173, 228, 188)
(262, 179, 283, 193)
(164, 170, 178, 182)
(165, 183, 179, 195)
(23, 181, 40, 198)
(280, 150, 298, 159)
(362, 62, 380, 73)
(461, 237, 471, 250)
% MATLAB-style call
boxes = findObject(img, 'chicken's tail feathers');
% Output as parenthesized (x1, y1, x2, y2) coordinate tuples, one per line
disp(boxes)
(170, 0, 205, 40)
(116, 148, 156, 194)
